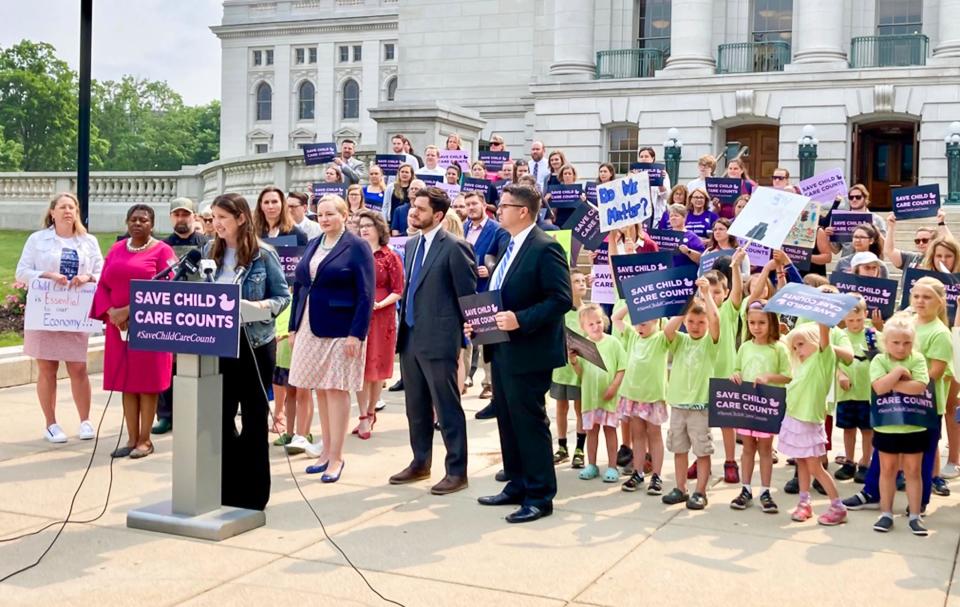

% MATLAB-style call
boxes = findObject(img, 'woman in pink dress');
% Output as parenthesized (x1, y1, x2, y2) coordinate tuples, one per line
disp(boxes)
(91, 204, 177, 459)
(353, 210, 403, 439)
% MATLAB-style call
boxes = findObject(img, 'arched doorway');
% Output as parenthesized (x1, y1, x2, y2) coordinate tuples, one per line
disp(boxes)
(852, 121, 918, 210)
(725, 125, 780, 186)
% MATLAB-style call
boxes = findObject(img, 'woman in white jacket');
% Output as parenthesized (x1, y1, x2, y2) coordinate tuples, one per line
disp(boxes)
(15, 193, 104, 443)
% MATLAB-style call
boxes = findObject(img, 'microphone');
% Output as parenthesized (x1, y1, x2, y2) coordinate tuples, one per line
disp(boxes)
(233, 266, 248, 285)
(150, 259, 177, 280)
(199, 259, 217, 282)
(171, 249, 203, 282)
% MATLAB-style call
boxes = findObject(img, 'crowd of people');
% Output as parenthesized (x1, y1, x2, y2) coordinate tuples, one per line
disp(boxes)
(14, 133, 960, 532)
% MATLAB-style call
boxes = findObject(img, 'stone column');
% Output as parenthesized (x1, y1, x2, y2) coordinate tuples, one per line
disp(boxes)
(790, 0, 847, 67)
(932, 0, 960, 63)
(549, 0, 596, 78)
(663, 0, 715, 73)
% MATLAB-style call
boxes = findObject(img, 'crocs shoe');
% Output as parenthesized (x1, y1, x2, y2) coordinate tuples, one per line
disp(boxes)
(578, 464, 600, 480)
(602, 467, 620, 483)
(661, 487, 689, 505)
(723, 460, 740, 484)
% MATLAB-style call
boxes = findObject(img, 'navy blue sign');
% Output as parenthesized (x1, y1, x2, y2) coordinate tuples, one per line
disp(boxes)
(562, 203, 605, 250)
(611, 252, 675, 298)
(763, 282, 860, 327)
(263, 235, 298, 247)
(302, 142, 337, 166)
(900, 268, 960, 320)
(546, 183, 584, 208)
(699, 249, 732, 277)
(584, 181, 598, 204)
(128, 280, 241, 358)
(706, 177, 742, 205)
(829, 271, 898, 319)
(374, 154, 406, 176)
(565, 327, 606, 371)
(892, 184, 940, 220)
(632, 162, 666, 187)
(59, 248, 79, 280)
(461, 177, 492, 194)
(312, 182, 347, 198)
(593, 242, 609, 266)
(478, 151, 510, 171)
(620, 265, 699, 324)
(709, 379, 786, 434)
(460, 291, 509, 346)
(871, 383, 939, 430)
(419, 174, 444, 185)
(829, 211, 872, 242)
(782, 244, 812, 272)
(275, 246, 305, 282)
(363, 194, 384, 213)
(648, 229, 685, 251)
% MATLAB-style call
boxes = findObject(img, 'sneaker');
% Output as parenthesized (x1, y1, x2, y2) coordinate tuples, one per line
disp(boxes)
(553, 445, 569, 464)
(759, 490, 778, 514)
(933, 476, 951, 497)
(896, 470, 906, 491)
(78, 420, 95, 440)
(686, 492, 708, 510)
(909, 518, 929, 536)
(843, 491, 880, 511)
(730, 487, 753, 510)
(723, 460, 740, 484)
(643, 452, 653, 475)
(622, 471, 644, 492)
(285, 434, 311, 455)
(304, 440, 325, 458)
(374, 400, 387, 412)
(571, 448, 585, 469)
(784, 475, 799, 494)
(616, 444, 633, 467)
(791, 501, 813, 522)
(834, 462, 856, 481)
(647, 473, 663, 496)
(906, 505, 928, 518)
(686, 461, 697, 480)
(662, 487, 689, 505)
(873, 515, 894, 533)
(45, 423, 67, 444)
(817, 504, 848, 526)
(812, 478, 827, 495)
(941, 462, 960, 480)
(854, 464, 868, 484)
(272, 432, 293, 447)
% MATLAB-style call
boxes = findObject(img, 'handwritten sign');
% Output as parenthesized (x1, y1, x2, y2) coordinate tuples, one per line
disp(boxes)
(439, 150, 470, 171)
(478, 150, 510, 171)
(546, 183, 584, 208)
(460, 291, 509, 346)
(611, 252, 675, 298)
(620, 265, 698, 324)
(729, 187, 809, 251)
(709, 379, 786, 434)
(871, 384, 939, 430)
(706, 177, 742, 205)
(900, 268, 960, 319)
(799, 168, 847, 206)
(562, 203, 605, 250)
(312, 182, 347, 199)
(763, 282, 860, 327)
(892, 184, 940, 220)
(829, 272, 898, 319)
(633, 162, 666, 187)
(565, 327, 606, 371)
(24, 279, 103, 333)
(785, 201, 820, 249)
(375, 154, 406, 177)
(598, 173, 652, 233)
(829, 211, 871, 242)
(302, 142, 337, 166)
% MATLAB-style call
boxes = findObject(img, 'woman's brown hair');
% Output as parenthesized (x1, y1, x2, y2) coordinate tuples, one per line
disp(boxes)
(254, 186, 295, 236)
(211, 193, 260, 271)
(357, 209, 390, 247)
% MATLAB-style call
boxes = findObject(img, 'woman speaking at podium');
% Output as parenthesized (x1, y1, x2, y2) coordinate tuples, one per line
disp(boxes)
(205, 193, 290, 511)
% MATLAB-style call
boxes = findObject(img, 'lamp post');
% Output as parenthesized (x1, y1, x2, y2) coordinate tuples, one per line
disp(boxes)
(797, 124, 818, 181)
(945, 121, 960, 205)
(663, 127, 682, 186)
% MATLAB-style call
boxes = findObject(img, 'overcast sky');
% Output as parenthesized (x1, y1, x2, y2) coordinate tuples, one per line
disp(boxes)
(0, 0, 223, 105)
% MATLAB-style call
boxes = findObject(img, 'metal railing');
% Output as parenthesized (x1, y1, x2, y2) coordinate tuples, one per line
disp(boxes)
(716, 41, 791, 74)
(849, 34, 929, 68)
(595, 48, 665, 79)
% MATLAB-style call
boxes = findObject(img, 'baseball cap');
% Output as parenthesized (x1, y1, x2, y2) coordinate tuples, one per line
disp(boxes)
(169, 197, 197, 214)
(850, 251, 880, 268)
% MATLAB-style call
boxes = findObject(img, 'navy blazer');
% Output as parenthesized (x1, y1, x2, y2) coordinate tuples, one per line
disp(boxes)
(464, 218, 509, 292)
(288, 231, 375, 340)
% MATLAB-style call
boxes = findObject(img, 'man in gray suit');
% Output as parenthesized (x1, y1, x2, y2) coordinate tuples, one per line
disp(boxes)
(334, 139, 367, 185)
(390, 187, 477, 495)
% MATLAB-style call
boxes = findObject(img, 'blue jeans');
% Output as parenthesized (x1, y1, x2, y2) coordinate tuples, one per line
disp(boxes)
(862, 417, 941, 507)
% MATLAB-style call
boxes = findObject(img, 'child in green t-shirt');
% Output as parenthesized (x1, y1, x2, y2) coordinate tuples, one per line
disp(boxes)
(550, 269, 588, 468)
(835, 299, 880, 483)
(271, 304, 293, 444)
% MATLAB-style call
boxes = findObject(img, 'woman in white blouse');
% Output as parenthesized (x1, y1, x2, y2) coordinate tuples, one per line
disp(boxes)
(15, 193, 104, 443)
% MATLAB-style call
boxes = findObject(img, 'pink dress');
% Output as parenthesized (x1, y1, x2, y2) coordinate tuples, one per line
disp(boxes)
(90, 239, 177, 393)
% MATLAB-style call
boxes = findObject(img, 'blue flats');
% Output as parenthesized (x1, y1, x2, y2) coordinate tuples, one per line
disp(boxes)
(321, 462, 345, 483)
(305, 461, 329, 475)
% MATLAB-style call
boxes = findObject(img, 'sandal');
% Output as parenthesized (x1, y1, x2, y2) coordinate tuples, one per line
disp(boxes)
(357, 414, 374, 440)
(578, 464, 600, 480)
(602, 467, 620, 483)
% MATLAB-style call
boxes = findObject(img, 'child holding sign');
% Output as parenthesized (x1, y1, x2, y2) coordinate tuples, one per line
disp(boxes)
(569, 304, 626, 483)
(834, 299, 879, 483)
(661, 277, 720, 510)
(869, 313, 931, 535)
(551, 269, 588, 468)
(729, 302, 791, 513)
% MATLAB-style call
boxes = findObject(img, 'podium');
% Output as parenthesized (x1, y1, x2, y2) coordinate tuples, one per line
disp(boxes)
(125, 280, 270, 541)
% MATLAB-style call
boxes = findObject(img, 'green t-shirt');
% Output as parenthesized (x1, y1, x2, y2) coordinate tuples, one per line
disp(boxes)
(552, 309, 583, 387)
(275, 306, 293, 369)
(734, 339, 791, 385)
(666, 332, 718, 407)
(915, 319, 954, 415)
(579, 334, 626, 414)
(713, 299, 741, 378)
(869, 351, 931, 434)
(837, 328, 881, 403)
(785, 342, 837, 423)
(619, 328, 669, 403)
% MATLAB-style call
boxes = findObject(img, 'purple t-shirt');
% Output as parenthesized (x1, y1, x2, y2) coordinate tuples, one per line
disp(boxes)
(673, 231, 704, 267)
(686, 210, 719, 237)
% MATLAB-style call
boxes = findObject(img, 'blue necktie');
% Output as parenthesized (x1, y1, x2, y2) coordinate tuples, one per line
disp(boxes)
(490, 239, 515, 291)
(405, 237, 426, 326)
(533, 161, 539, 180)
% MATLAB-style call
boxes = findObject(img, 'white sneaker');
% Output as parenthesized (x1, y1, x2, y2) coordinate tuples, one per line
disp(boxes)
(375, 400, 387, 412)
(942, 462, 960, 480)
(45, 423, 67, 443)
(78, 420, 96, 440)
(285, 434, 310, 455)
(304, 440, 325, 458)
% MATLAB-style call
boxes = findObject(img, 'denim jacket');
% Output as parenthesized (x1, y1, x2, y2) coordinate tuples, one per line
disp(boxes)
(202, 241, 291, 349)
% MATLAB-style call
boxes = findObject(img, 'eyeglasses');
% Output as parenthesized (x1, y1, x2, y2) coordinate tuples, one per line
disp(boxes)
(202, 218, 213, 224)
(915, 237, 931, 245)
(358, 223, 376, 229)
(772, 175, 786, 181)
(851, 234, 871, 240)
(848, 194, 864, 200)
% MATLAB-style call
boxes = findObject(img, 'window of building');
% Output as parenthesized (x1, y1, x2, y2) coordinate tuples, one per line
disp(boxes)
(298, 81, 315, 121)
(295, 48, 305, 64)
(606, 125, 639, 176)
(342, 79, 360, 119)
(265, 49, 274, 65)
(256, 82, 272, 121)
(386, 77, 398, 101)
(255, 143, 269, 154)
(877, 0, 922, 36)
(384, 42, 396, 61)
(353, 45, 363, 61)
(636, 0, 671, 54)
(752, 0, 793, 42)
(253, 50, 262, 66)
(308, 47, 317, 63)
(339, 45, 349, 62)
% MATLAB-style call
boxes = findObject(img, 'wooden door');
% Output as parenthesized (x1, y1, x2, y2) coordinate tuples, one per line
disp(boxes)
(855, 122, 917, 211)
(725, 125, 781, 186)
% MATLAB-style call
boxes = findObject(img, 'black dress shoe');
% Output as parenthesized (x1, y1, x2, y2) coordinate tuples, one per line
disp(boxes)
(506, 504, 552, 524)
(475, 402, 496, 420)
(388, 379, 404, 392)
(478, 491, 524, 506)
(495, 469, 508, 482)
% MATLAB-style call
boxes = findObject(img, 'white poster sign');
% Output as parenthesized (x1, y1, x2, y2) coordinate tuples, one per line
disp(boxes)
(597, 173, 652, 233)
(24, 278, 103, 333)
(728, 187, 810, 251)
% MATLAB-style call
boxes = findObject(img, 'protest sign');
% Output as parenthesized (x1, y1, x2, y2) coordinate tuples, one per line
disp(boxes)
(784, 201, 820, 249)
(900, 268, 960, 319)
(590, 265, 616, 304)
(439, 150, 470, 171)
(24, 279, 103, 333)
(709, 379, 786, 434)
(562, 203, 606, 250)
(611, 251, 675, 298)
(547, 230, 573, 264)
(782, 244, 812, 272)
(706, 177, 742, 205)
(435, 181, 461, 201)
(388, 236, 408, 264)
(763, 282, 860, 327)
(584, 181, 598, 204)
(829, 272, 897, 319)
(546, 183, 584, 208)
(828, 211, 871, 242)
(302, 142, 337, 166)
(598, 173, 652, 233)
(363, 194, 384, 213)
(374, 154, 405, 176)
(892, 184, 940, 220)
(729, 186, 808, 251)
(275, 246, 305, 282)
(478, 150, 510, 171)
(419, 174, 444, 185)
(871, 383, 939, 430)
(620, 265, 698, 324)
(312, 182, 347, 198)
(461, 177, 492, 195)
(263, 235, 299, 247)
(740, 240, 772, 267)
(460, 291, 509, 346)
(565, 327, 606, 371)
(798, 169, 847, 206)
(648, 229, 685, 251)
(698, 250, 732, 277)
(632, 162, 666, 187)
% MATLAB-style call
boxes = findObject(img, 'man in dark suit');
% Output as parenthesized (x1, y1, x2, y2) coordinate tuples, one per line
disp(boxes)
(470, 184, 572, 523)
(390, 187, 477, 495)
